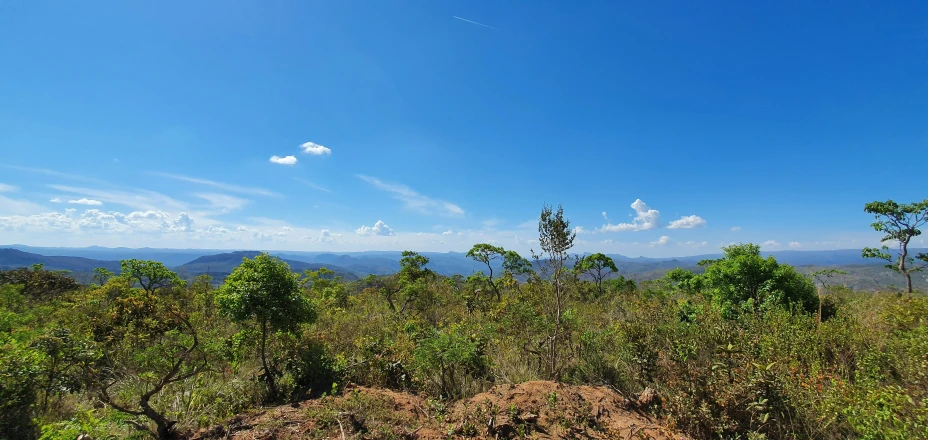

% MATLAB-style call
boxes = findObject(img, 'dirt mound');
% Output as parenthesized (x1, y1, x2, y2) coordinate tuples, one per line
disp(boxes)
(192, 381, 681, 439)
(447, 381, 677, 439)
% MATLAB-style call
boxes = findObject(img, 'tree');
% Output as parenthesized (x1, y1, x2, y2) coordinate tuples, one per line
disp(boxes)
(532, 204, 577, 380)
(574, 253, 619, 297)
(0, 266, 80, 301)
(466, 244, 532, 301)
(698, 243, 818, 315)
(810, 269, 846, 325)
(861, 199, 928, 294)
(466, 243, 506, 301)
(119, 259, 185, 294)
(85, 282, 205, 440)
(216, 253, 315, 400)
(93, 267, 115, 285)
(378, 251, 435, 315)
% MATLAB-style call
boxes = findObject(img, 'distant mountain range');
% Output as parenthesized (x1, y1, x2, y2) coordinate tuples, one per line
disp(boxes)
(2, 245, 926, 290)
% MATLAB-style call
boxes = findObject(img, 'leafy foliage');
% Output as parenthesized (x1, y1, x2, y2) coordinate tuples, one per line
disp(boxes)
(0, 200, 927, 440)
(216, 253, 315, 401)
(862, 199, 928, 293)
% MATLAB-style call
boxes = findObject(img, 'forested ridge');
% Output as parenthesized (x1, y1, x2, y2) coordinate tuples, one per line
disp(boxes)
(2, 201, 927, 440)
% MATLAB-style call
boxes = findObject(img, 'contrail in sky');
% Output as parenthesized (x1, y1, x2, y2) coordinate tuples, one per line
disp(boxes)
(453, 16, 496, 30)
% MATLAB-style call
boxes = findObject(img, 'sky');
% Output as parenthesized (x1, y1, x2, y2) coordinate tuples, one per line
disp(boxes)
(1, 1, 926, 257)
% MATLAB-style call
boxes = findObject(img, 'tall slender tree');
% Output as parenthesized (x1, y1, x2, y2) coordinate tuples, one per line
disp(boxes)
(532, 204, 576, 380)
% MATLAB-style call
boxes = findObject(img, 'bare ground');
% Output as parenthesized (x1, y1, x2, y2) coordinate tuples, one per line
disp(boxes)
(192, 381, 683, 440)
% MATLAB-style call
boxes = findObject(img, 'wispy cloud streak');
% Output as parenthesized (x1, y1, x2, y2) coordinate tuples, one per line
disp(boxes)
(453, 16, 496, 30)
(151, 172, 281, 198)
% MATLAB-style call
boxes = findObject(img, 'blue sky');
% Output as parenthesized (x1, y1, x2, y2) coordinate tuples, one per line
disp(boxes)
(1, 1, 926, 257)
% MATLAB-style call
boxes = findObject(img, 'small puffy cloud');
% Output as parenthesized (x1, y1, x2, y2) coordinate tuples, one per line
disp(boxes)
(573, 226, 587, 234)
(0, 183, 18, 193)
(789, 241, 802, 249)
(762, 240, 781, 248)
(319, 229, 341, 242)
(442, 229, 454, 236)
(356, 220, 395, 236)
(667, 215, 706, 229)
(68, 198, 103, 206)
(598, 199, 660, 232)
(301, 141, 332, 155)
(601, 211, 608, 220)
(269, 155, 298, 165)
(649, 235, 671, 246)
(731, 226, 741, 231)
(50, 197, 62, 203)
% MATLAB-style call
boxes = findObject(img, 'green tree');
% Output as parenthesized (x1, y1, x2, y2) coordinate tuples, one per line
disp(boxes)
(698, 243, 817, 315)
(0, 266, 80, 301)
(466, 243, 507, 301)
(379, 251, 435, 315)
(861, 199, 928, 294)
(532, 204, 577, 379)
(216, 253, 315, 400)
(119, 259, 185, 294)
(0, 336, 42, 439)
(92, 267, 114, 286)
(574, 253, 619, 297)
(465, 244, 532, 301)
(31, 328, 95, 412)
(85, 284, 205, 440)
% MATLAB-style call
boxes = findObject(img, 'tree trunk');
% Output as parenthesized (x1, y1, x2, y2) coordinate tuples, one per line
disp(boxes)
(900, 244, 912, 294)
(260, 318, 277, 400)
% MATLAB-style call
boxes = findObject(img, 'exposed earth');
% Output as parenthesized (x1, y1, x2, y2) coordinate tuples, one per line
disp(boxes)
(193, 381, 684, 439)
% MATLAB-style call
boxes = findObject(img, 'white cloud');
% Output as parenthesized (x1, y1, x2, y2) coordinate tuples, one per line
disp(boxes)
(319, 229, 341, 242)
(50, 185, 188, 213)
(573, 226, 587, 234)
(269, 155, 297, 165)
(442, 230, 454, 236)
(357, 175, 464, 216)
(789, 241, 802, 249)
(649, 235, 671, 247)
(0, 183, 18, 193)
(301, 142, 332, 156)
(151, 172, 280, 197)
(49, 197, 62, 203)
(598, 199, 660, 232)
(731, 226, 741, 231)
(667, 215, 706, 229)
(0, 209, 195, 233)
(601, 211, 608, 221)
(67, 198, 103, 206)
(356, 220, 395, 236)
(762, 240, 781, 248)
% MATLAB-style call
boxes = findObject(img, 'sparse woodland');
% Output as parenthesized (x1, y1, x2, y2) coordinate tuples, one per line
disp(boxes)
(2, 201, 927, 440)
